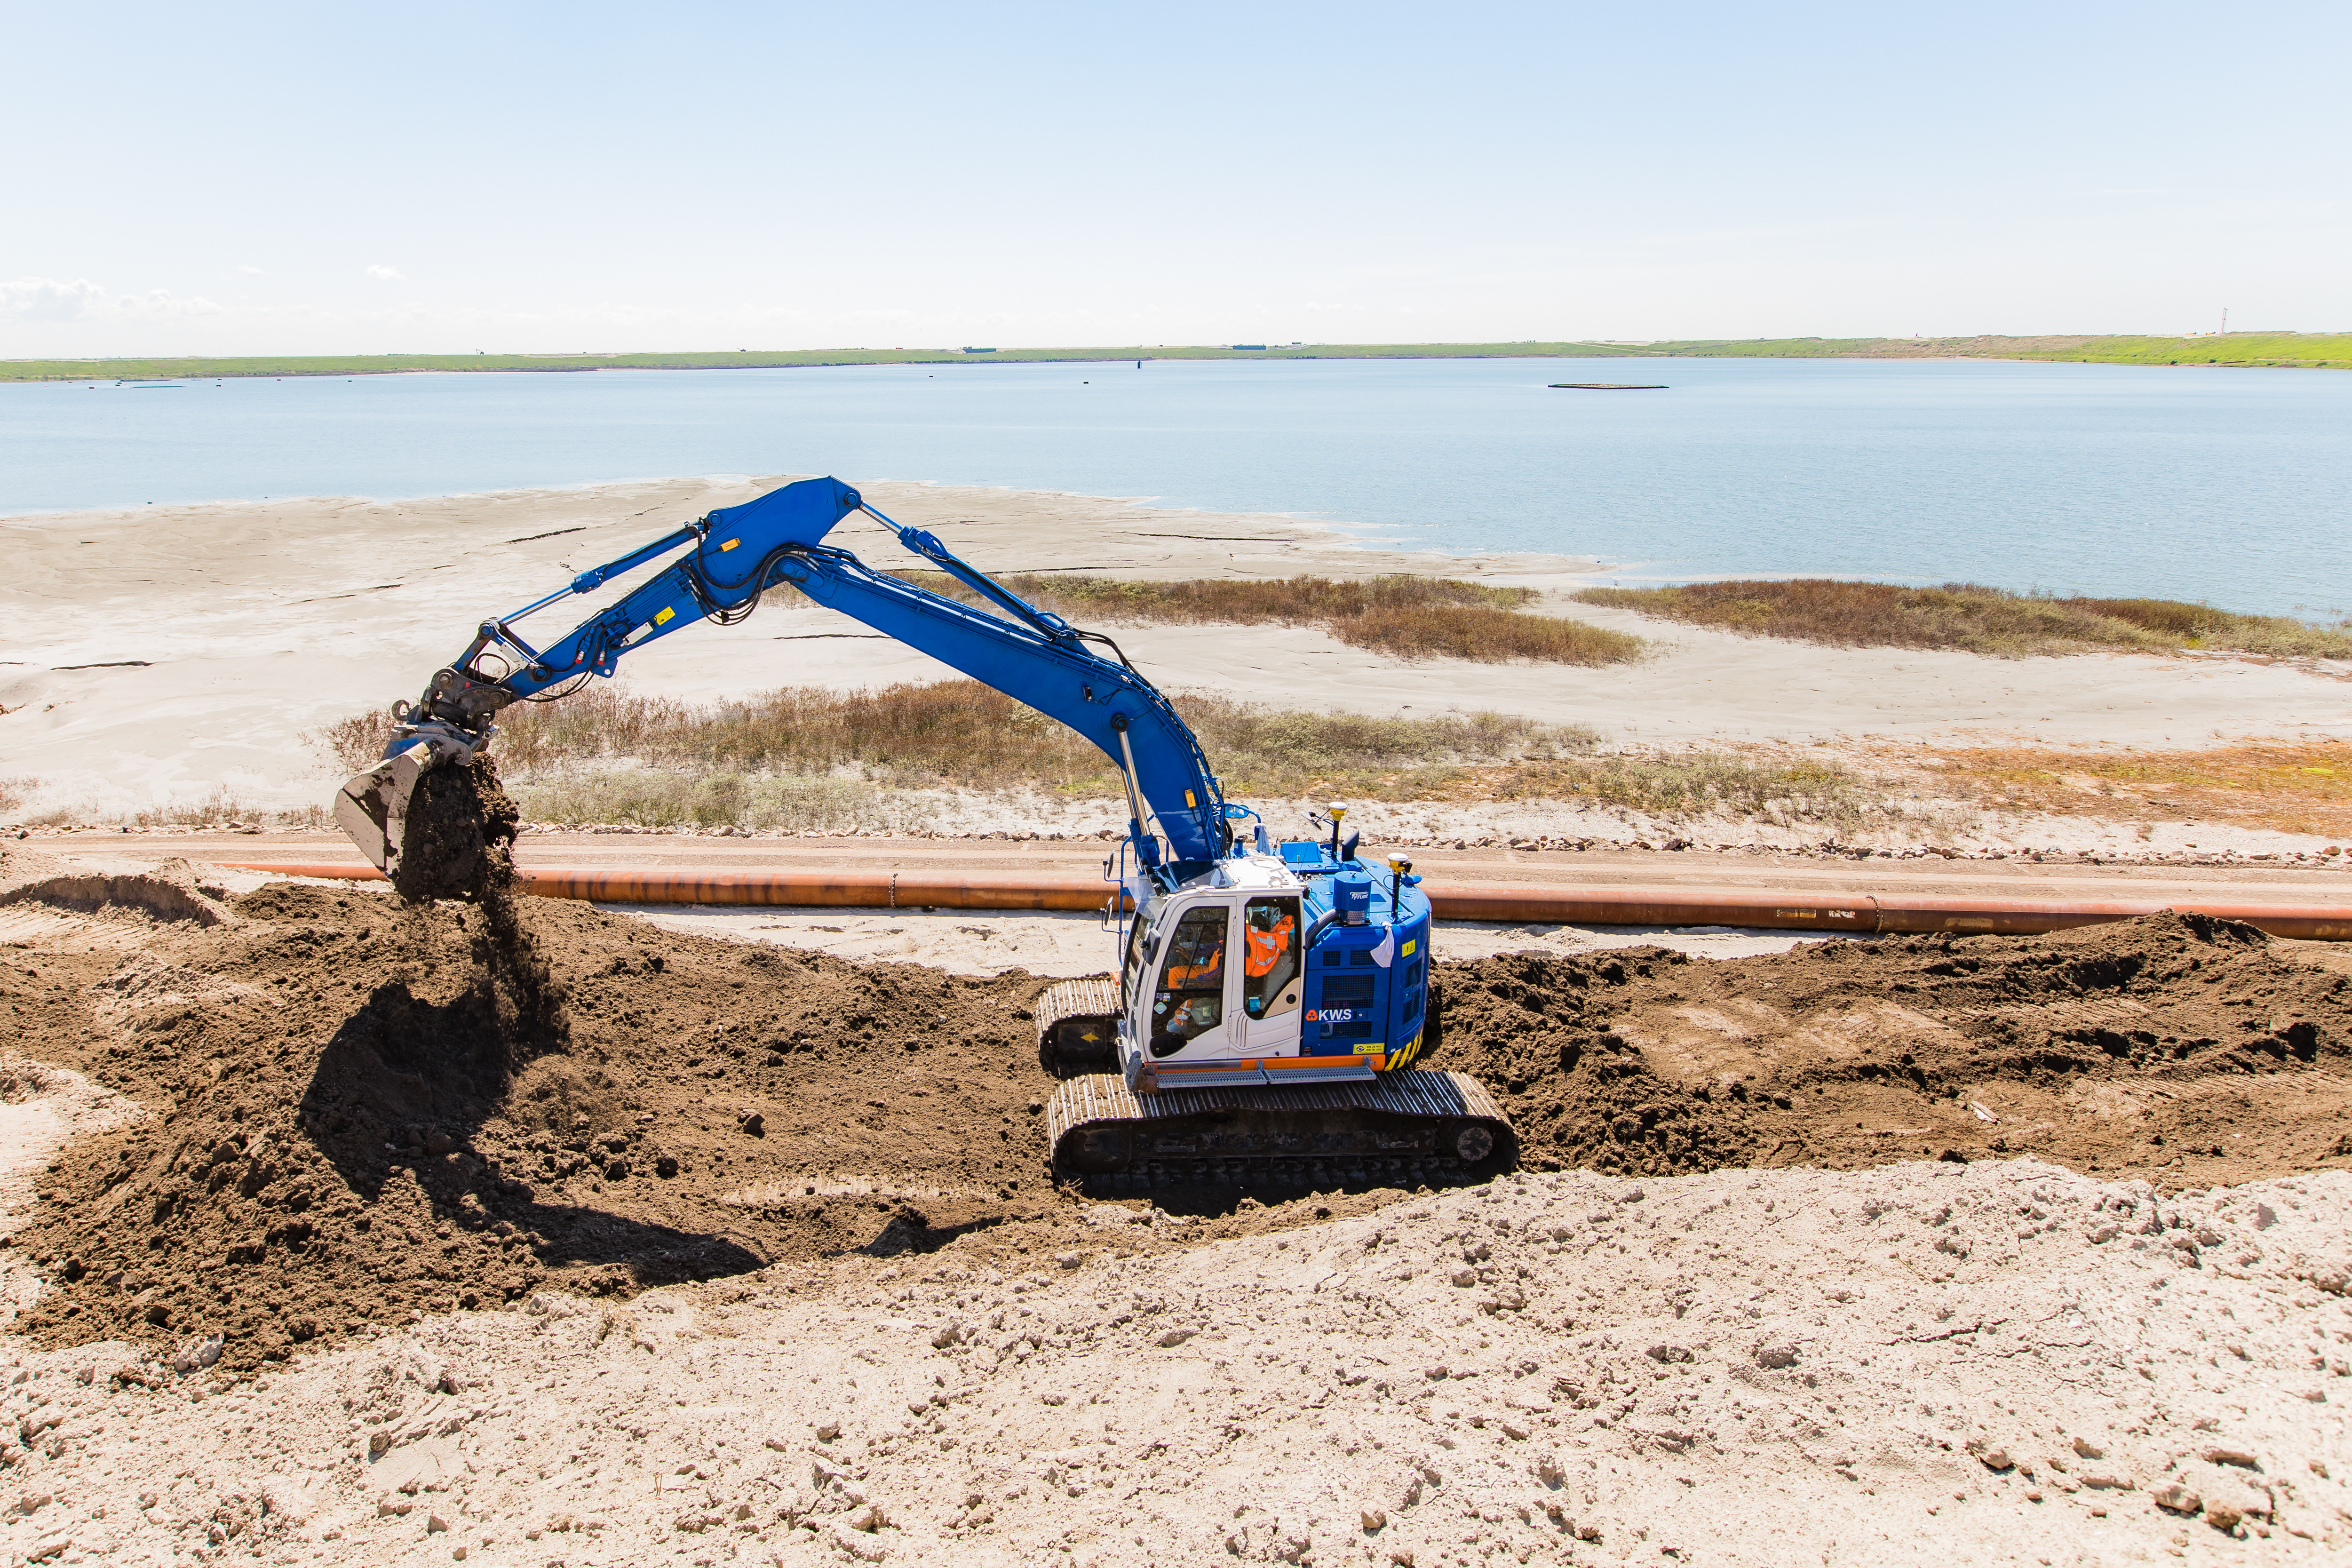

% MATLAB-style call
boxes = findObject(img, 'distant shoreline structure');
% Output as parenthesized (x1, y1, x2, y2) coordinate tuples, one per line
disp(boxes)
(3, 332, 2346, 383)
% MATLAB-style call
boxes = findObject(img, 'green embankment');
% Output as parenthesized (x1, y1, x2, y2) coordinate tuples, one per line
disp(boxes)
(1626, 333, 2352, 368)
(4, 334, 2345, 382)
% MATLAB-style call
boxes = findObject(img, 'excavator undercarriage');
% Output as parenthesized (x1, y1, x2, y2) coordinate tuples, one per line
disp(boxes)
(1035, 979, 1513, 1195)
(1044, 1069, 1514, 1196)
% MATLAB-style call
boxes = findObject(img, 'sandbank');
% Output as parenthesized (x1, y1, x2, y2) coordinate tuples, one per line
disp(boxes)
(4, 475, 2348, 832)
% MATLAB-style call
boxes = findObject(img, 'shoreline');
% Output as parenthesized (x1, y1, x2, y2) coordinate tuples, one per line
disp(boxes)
(0, 474, 1620, 577)
(4, 331, 2347, 382)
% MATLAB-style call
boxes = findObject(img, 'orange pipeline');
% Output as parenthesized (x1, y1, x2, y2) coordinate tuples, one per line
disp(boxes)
(221, 863, 2352, 940)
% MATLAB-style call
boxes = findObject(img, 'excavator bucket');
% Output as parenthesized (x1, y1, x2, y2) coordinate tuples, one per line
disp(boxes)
(334, 741, 436, 881)
(335, 744, 516, 902)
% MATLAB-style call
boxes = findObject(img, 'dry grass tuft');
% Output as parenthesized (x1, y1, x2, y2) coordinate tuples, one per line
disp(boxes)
(485, 679, 1595, 805)
(513, 771, 928, 835)
(1913, 739, 2352, 838)
(1335, 605, 1641, 664)
(130, 786, 261, 829)
(473, 679, 1923, 833)
(1578, 581, 2352, 660)
(900, 571, 1643, 666)
(0, 777, 38, 818)
(309, 710, 397, 773)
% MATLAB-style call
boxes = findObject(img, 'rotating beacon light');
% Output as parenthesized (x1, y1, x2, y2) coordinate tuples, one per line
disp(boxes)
(1387, 853, 1413, 923)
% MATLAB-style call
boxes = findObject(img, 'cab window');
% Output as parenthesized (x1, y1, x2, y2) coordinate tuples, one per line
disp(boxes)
(1149, 904, 1230, 1057)
(1120, 894, 1164, 1006)
(1240, 896, 1300, 1016)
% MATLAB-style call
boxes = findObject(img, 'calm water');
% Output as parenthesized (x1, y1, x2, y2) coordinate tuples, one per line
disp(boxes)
(4, 357, 2345, 618)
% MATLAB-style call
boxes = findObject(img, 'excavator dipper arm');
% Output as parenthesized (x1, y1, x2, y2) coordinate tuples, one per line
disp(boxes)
(337, 478, 1229, 882)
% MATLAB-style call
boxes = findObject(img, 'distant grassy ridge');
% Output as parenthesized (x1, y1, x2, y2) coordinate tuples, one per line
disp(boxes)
(316, 681, 1592, 803)
(8, 332, 2346, 382)
(1628, 333, 2352, 369)
(1576, 581, 2352, 659)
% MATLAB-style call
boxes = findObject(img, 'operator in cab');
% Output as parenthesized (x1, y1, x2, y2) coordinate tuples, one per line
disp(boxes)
(1243, 901, 1297, 1011)
(1150, 905, 1229, 1057)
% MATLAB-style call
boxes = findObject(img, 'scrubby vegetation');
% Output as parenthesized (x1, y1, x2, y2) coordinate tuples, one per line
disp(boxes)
(1577, 580, 2352, 660)
(898, 571, 1644, 666)
(1915, 739, 2352, 838)
(483, 680, 1589, 799)
(303, 679, 1916, 836)
(1487, 751, 1886, 831)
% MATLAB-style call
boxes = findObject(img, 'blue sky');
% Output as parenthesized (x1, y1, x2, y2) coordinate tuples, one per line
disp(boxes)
(4, 1, 2345, 354)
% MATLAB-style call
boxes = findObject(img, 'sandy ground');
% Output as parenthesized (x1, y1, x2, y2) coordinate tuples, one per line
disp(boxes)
(5, 476, 2348, 829)
(6, 851, 2352, 1563)
(0, 1146, 2345, 1566)
(8, 474, 2352, 1568)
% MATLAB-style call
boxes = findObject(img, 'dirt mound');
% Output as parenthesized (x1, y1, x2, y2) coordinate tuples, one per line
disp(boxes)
(1, 842, 238, 928)
(12, 895, 2352, 1373)
(13, 884, 1058, 1371)
(1429, 910, 2352, 1184)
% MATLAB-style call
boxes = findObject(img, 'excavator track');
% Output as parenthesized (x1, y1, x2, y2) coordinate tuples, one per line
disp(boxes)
(1045, 1069, 1515, 1196)
(1034, 977, 1120, 1076)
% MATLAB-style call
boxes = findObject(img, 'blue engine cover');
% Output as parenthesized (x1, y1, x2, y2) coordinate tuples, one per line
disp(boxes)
(1297, 861, 1432, 1057)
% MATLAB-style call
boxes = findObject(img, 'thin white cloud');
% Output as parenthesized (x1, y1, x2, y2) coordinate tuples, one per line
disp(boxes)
(0, 277, 220, 322)
(122, 288, 222, 319)
(365, 264, 405, 281)
(1, 277, 109, 322)
(238, 264, 263, 276)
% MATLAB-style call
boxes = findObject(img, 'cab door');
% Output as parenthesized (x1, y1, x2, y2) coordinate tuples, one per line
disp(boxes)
(1240, 895, 1304, 1056)
(1145, 899, 1240, 1061)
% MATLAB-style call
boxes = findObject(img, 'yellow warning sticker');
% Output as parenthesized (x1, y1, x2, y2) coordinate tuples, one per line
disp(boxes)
(1353, 1040, 1383, 1055)
(1402, 938, 1417, 956)
(653, 606, 675, 627)
(720, 538, 740, 552)
(1184, 790, 1196, 807)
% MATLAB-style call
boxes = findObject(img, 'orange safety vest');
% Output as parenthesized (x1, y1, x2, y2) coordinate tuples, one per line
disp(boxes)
(1244, 915, 1295, 977)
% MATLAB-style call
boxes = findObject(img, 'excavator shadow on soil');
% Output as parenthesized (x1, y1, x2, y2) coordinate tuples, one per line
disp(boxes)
(295, 977, 769, 1289)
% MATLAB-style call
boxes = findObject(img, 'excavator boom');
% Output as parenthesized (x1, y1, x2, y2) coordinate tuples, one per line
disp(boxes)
(338, 478, 1227, 884)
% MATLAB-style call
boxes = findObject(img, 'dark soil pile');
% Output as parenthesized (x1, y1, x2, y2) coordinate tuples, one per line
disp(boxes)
(388, 756, 521, 906)
(1427, 911, 2352, 1184)
(14, 885, 1058, 1371)
(12, 889, 2352, 1373)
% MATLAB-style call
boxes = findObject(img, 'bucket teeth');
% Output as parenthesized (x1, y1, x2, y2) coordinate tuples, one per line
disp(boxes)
(334, 741, 435, 876)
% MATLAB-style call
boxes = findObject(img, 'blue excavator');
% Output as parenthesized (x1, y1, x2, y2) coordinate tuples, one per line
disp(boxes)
(335, 477, 1512, 1191)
